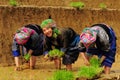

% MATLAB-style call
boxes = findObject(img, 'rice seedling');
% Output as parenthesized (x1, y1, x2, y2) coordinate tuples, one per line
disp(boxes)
(77, 57, 103, 79)
(90, 57, 101, 67)
(48, 70, 74, 80)
(48, 49, 64, 58)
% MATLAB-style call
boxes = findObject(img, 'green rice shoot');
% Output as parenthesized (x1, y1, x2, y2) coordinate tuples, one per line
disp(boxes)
(48, 49, 64, 58)
(90, 57, 101, 67)
(77, 57, 103, 79)
(48, 70, 74, 80)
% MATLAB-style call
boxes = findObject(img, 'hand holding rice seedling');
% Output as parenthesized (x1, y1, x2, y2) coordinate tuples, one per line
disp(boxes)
(77, 57, 103, 79)
(48, 49, 64, 58)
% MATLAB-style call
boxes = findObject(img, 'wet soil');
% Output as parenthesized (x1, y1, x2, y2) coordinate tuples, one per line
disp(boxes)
(0, 54, 119, 80)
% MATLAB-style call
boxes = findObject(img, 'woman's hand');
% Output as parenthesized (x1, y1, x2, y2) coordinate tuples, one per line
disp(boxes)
(100, 55, 106, 63)
(80, 52, 90, 66)
(44, 54, 49, 61)
(84, 59, 90, 66)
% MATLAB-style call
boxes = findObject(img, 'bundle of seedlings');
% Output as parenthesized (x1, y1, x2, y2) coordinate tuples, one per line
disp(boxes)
(76, 57, 103, 80)
(90, 57, 101, 67)
(48, 49, 64, 58)
(48, 70, 74, 80)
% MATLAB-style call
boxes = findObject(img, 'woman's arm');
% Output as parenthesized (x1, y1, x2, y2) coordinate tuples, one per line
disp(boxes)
(12, 39, 20, 57)
(80, 52, 90, 66)
(28, 49, 33, 55)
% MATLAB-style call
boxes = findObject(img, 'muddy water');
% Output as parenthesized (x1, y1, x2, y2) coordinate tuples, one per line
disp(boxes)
(0, 54, 119, 80)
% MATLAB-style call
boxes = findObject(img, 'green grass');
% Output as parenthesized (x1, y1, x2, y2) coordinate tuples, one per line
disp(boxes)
(9, 0, 18, 6)
(70, 2, 85, 9)
(99, 3, 107, 9)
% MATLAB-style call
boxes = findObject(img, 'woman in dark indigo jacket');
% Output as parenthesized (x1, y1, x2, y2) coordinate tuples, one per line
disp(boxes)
(12, 24, 44, 71)
(79, 23, 117, 74)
